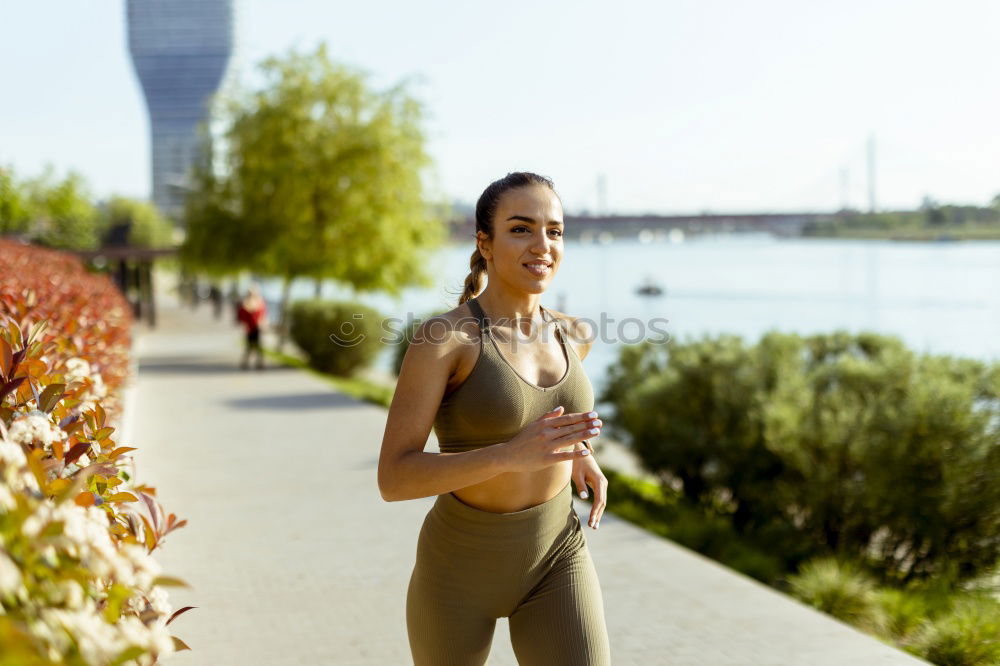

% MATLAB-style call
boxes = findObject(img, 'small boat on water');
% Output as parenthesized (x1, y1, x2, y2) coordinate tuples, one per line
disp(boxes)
(636, 275, 664, 296)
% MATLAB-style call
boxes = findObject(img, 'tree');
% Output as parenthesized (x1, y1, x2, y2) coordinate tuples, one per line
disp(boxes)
(0, 165, 35, 236)
(182, 43, 447, 347)
(99, 195, 175, 248)
(0, 165, 100, 250)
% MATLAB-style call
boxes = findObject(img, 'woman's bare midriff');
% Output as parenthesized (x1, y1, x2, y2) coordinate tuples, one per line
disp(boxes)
(451, 461, 573, 513)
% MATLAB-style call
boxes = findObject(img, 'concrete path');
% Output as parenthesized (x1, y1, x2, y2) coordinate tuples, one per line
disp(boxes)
(130, 287, 927, 665)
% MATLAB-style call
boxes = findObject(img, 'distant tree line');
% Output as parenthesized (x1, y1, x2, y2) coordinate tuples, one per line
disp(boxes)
(0, 165, 174, 251)
(804, 195, 1000, 238)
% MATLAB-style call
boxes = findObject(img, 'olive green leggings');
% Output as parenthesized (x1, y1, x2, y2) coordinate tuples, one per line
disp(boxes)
(406, 481, 611, 665)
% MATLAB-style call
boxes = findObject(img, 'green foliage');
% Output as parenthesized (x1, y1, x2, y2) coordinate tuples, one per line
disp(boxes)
(600, 468, 788, 584)
(289, 299, 385, 376)
(0, 165, 101, 250)
(803, 205, 1000, 240)
(182, 43, 447, 293)
(178, 128, 245, 276)
(912, 595, 1000, 666)
(99, 195, 174, 248)
(600, 330, 1000, 584)
(0, 166, 34, 236)
(873, 587, 937, 642)
(602, 459, 1000, 664)
(784, 553, 1000, 664)
(1, 166, 173, 252)
(787, 557, 879, 627)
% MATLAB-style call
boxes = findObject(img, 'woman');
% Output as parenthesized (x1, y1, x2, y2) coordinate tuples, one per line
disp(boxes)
(378, 172, 611, 665)
(236, 285, 268, 370)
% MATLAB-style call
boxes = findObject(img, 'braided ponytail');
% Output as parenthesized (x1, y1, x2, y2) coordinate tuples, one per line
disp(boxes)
(456, 171, 557, 306)
(459, 246, 488, 305)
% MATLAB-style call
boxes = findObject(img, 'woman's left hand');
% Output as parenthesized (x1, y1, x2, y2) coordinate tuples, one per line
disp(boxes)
(571, 452, 607, 530)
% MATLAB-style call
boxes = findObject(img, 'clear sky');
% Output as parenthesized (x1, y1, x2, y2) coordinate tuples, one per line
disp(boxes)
(2, 0, 998, 214)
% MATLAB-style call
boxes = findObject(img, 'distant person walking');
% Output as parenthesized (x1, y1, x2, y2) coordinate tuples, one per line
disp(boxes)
(208, 284, 224, 319)
(236, 285, 268, 370)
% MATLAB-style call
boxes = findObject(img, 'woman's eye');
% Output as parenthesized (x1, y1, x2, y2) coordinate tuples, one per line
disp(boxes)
(511, 226, 562, 237)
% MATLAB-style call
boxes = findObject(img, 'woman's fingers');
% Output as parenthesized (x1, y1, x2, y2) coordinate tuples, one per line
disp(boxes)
(555, 447, 590, 461)
(541, 408, 599, 427)
(573, 469, 588, 499)
(554, 421, 600, 444)
(588, 476, 608, 529)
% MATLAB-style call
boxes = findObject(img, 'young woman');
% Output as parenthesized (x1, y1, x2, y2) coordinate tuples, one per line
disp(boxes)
(378, 172, 612, 665)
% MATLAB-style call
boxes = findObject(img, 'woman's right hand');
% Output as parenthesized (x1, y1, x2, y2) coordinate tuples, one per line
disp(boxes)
(500, 406, 602, 473)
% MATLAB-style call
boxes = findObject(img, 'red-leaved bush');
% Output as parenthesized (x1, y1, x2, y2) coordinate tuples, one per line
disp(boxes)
(0, 238, 191, 664)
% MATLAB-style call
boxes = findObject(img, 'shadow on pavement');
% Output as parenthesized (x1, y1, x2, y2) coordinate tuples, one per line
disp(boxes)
(137, 356, 300, 375)
(224, 391, 363, 411)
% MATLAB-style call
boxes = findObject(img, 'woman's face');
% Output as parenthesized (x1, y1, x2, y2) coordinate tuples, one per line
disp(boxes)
(478, 184, 564, 295)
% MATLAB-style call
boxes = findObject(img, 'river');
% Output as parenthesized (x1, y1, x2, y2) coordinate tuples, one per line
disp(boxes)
(258, 234, 1000, 401)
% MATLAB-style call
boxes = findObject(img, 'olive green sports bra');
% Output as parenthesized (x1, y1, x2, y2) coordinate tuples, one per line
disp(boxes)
(433, 296, 595, 453)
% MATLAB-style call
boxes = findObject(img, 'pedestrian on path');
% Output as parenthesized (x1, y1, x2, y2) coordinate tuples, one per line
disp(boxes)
(379, 172, 612, 665)
(208, 284, 224, 319)
(236, 285, 268, 370)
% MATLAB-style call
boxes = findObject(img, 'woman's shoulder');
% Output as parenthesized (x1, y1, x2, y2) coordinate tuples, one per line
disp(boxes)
(543, 306, 594, 360)
(409, 302, 482, 357)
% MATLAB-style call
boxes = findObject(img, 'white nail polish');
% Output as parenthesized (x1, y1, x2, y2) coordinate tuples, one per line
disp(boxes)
(580, 491, 588, 499)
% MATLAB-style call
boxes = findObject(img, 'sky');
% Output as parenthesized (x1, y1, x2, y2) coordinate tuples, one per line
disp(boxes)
(2, 0, 998, 215)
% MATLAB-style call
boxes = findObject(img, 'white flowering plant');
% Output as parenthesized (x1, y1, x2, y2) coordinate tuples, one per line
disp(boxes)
(0, 243, 193, 665)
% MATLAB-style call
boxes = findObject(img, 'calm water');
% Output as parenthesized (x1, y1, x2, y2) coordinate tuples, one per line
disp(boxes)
(261, 234, 1000, 400)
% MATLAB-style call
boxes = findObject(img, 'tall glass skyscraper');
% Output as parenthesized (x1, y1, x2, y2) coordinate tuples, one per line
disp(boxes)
(127, 0, 236, 221)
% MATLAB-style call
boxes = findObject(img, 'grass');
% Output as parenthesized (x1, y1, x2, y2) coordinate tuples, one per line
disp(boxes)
(262, 346, 395, 408)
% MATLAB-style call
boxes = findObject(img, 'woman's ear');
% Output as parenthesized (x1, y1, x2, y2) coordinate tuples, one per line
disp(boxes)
(476, 231, 492, 262)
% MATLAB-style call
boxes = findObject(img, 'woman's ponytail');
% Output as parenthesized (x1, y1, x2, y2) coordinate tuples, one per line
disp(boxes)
(459, 246, 488, 305)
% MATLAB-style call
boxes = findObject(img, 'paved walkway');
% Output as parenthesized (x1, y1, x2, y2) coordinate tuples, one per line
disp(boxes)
(130, 287, 927, 665)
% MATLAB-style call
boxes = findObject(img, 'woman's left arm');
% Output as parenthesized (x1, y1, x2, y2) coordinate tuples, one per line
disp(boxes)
(564, 315, 605, 529)
(571, 443, 607, 530)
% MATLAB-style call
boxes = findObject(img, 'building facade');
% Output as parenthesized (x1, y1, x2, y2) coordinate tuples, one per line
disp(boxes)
(127, 0, 236, 222)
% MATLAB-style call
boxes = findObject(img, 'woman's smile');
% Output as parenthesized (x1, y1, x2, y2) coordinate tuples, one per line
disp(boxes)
(523, 260, 552, 277)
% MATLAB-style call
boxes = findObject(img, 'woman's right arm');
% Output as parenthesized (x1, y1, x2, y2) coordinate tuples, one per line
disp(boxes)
(378, 317, 506, 501)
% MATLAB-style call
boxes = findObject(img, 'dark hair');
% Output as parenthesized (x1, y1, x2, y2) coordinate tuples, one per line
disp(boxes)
(458, 172, 558, 305)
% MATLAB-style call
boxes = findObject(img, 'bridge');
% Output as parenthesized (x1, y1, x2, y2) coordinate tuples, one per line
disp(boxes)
(448, 211, 838, 242)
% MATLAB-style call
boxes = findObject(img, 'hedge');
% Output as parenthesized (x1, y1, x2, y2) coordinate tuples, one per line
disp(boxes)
(0, 238, 189, 665)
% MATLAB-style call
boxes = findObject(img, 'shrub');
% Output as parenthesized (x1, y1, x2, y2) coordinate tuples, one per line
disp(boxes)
(601, 468, 788, 584)
(0, 239, 189, 664)
(787, 557, 878, 629)
(873, 588, 935, 643)
(289, 299, 385, 377)
(912, 595, 1000, 666)
(600, 330, 1000, 583)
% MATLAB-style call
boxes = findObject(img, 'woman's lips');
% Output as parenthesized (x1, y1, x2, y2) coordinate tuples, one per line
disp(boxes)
(524, 262, 551, 277)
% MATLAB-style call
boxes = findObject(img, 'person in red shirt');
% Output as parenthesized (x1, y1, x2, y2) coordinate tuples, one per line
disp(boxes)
(236, 285, 268, 370)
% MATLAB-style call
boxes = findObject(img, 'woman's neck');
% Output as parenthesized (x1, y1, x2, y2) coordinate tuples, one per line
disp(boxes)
(474, 288, 546, 334)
